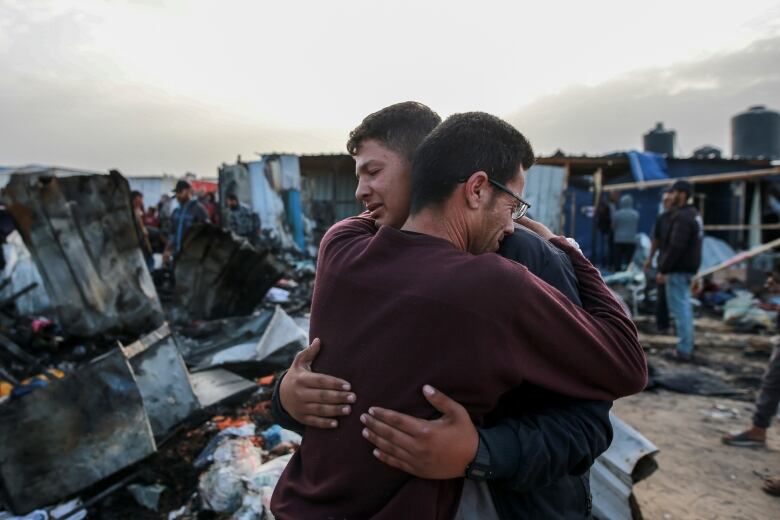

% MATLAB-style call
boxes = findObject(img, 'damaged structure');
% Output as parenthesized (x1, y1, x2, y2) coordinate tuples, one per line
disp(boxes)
(173, 224, 286, 321)
(3, 170, 163, 337)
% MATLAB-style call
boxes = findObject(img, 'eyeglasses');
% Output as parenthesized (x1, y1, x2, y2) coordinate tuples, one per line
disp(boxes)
(487, 179, 531, 220)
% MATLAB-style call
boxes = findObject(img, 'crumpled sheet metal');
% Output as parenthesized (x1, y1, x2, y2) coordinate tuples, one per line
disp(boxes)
(173, 224, 285, 321)
(0, 349, 156, 514)
(591, 414, 659, 520)
(3, 171, 163, 337)
(122, 324, 200, 440)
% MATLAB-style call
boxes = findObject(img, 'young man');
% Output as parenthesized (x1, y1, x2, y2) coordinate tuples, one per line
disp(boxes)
(272, 102, 606, 518)
(656, 180, 702, 362)
(162, 180, 210, 265)
(270, 110, 647, 519)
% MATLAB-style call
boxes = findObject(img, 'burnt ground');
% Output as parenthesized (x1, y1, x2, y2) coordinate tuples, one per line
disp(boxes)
(617, 317, 780, 520)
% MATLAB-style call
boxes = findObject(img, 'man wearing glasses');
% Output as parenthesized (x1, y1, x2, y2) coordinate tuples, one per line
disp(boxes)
(273, 101, 597, 519)
(270, 110, 646, 519)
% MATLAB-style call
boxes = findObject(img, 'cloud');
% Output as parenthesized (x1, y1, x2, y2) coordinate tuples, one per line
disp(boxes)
(506, 36, 780, 157)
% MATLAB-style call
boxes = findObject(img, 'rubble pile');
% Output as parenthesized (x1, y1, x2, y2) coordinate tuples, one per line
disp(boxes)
(0, 172, 313, 519)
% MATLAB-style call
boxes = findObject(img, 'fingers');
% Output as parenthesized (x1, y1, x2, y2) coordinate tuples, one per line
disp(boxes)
(299, 372, 353, 393)
(360, 410, 422, 451)
(302, 402, 353, 418)
(300, 415, 340, 429)
(292, 338, 322, 368)
(371, 448, 417, 475)
(420, 385, 464, 418)
(361, 413, 418, 462)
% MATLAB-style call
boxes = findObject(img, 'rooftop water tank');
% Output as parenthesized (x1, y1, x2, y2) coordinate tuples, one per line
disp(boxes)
(731, 105, 780, 159)
(643, 122, 676, 157)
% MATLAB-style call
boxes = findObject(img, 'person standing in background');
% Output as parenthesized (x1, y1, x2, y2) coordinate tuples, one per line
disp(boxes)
(657, 180, 702, 362)
(130, 191, 154, 270)
(644, 189, 675, 333)
(612, 194, 640, 270)
(162, 180, 210, 266)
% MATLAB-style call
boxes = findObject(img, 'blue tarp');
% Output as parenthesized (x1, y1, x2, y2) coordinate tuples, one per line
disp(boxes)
(627, 151, 668, 182)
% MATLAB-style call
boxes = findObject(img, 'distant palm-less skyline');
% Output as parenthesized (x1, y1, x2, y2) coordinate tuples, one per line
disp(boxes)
(1, 0, 779, 176)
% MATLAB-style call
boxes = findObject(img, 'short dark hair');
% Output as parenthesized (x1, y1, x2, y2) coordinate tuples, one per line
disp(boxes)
(226, 193, 238, 201)
(410, 112, 535, 214)
(130, 190, 142, 201)
(346, 101, 441, 162)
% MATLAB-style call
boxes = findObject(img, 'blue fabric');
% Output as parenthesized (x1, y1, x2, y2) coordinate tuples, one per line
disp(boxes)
(666, 273, 694, 354)
(173, 200, 195, 253)
(627, 151, 669, 182)
(285, 189, 305, 251)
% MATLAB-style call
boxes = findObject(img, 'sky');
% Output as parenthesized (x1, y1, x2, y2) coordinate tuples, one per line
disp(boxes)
(1, 0, 779, 176)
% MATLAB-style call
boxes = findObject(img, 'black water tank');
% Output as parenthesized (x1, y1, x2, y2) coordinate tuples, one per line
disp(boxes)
(643, 122, 676, 157)
(731, 105, 780, 159)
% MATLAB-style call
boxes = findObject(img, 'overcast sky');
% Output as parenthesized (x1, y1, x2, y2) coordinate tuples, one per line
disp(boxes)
(1, 0, 779, 176)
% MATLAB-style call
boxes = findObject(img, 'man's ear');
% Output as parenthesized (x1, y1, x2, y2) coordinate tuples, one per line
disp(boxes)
(464, 171, 489, 210)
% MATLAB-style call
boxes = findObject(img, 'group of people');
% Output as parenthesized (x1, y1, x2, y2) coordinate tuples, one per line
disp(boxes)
(267, 102, 648, 519)
(130, 181, 261, 269)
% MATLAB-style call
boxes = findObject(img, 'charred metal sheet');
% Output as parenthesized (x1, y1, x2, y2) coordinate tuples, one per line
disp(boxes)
(122, 324, 200, 440)
(175, 309, 275, 367)
(179, 306, 306, 373)
(3, 171, 163, 337)
(173, 224, 285, 320)
(591, 414, 659, 520)
(189, 368, 257, 408)
(0, 349, 156, 514)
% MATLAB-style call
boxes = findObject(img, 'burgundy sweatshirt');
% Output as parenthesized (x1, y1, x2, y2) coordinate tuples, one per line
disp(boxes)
(271, 216, 646, 520)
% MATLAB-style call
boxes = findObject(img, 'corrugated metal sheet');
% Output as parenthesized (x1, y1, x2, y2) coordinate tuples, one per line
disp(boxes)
(591, 414, 659, 520)
(523, 164, 566, 234)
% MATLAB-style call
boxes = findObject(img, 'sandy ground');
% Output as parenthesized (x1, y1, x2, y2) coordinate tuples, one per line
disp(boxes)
(615, 375, 780, 519)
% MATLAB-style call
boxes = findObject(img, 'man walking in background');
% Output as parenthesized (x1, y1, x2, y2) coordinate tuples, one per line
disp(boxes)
(162, 180, 210, 266)
(657, 180, 702, 362)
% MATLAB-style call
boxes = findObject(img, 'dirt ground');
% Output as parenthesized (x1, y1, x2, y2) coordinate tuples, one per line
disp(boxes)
(614, 318, 780, 520)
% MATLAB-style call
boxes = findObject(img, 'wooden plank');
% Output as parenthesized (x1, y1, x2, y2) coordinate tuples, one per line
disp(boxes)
(703, 224, 780, 231)
(602, 167, 780, 192)
(694, 236, 780, 280)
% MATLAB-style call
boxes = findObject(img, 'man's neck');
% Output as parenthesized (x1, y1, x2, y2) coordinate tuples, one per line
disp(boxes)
(402, 207, 468, 252)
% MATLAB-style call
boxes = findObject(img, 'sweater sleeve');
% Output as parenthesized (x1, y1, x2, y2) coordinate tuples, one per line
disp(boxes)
(477, 399, 613, 490)
(496, 237, 647, 401)
(270, 371, 306, 436)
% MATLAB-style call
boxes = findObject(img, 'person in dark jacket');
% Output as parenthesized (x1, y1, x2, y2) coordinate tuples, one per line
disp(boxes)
(644, 190, 674, 333)
(657, 180, 702, 362)
(271, 102, 625, 519)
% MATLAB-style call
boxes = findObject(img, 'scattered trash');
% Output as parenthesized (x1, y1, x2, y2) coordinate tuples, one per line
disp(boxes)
(700, 403, 741, 421)
(260, 424, 302, 451)
(723, 290, 776, 332)
(266, 287, 291, 303)
(127, 484, 167, 511)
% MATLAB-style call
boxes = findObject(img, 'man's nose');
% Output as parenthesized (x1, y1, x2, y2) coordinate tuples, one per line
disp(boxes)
(355, 178, 370, 202)
(503, 216, 515, 236)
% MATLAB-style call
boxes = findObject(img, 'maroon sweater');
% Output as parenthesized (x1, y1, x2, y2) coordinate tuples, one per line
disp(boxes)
(271, 216, 646, 519)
